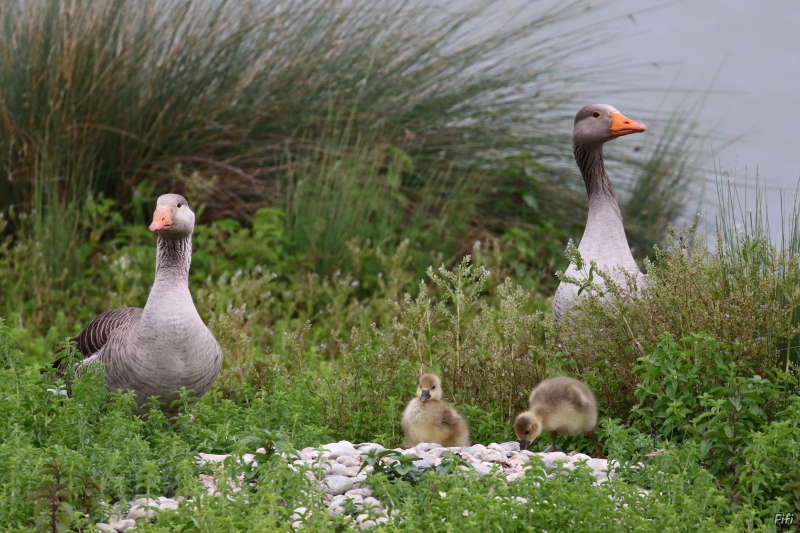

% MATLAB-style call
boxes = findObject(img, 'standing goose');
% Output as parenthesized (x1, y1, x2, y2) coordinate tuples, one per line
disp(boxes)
(54, 194, 222, 415)
(553, 104, 647, 321)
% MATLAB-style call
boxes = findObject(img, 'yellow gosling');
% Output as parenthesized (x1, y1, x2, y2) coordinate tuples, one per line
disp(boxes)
(401, 373, 469, 448)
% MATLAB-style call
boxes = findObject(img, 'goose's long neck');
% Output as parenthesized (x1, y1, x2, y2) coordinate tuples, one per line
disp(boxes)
(574, 143, 621, 217)
(138, 233, 197, 340)
(153, 235, 192, 288)
(573, 142, 635, 268)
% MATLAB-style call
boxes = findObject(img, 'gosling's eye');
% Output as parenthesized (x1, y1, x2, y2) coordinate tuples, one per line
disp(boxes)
(177, 202, 182, 208)
(431, 386, 436, 390)
(592, 111, 601, 118)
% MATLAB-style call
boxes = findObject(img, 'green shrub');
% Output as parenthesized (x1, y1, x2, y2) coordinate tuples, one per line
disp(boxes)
(0, 317, 333, 529)
(551, 224, 800, 420)
(631, 332, 800, 515)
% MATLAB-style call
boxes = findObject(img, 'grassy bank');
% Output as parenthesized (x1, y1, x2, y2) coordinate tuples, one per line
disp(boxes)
(2, 181, 800, 530)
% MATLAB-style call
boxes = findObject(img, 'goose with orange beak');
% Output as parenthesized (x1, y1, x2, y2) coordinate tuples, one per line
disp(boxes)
(53, 194, 222, 415)
(553, 104, 648, 320)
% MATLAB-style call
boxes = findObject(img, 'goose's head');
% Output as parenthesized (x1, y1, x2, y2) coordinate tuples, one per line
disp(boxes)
(573, 104, 646, 147)
(514, 411, 542, 451)
(416, 373, 443, 402)
(149, 194, 195, 238)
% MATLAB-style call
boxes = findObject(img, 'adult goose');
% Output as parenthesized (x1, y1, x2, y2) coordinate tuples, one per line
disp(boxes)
(54, 194, 222, 415)
(553, 104, 647, 321)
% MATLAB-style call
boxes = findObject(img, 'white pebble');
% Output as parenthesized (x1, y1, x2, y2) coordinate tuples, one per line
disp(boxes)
(129, 498, 158, 508)
(327, 463, 349, 476)
(542, 451, 568, 462)
(362, 496, 381, 509)
(197, 453, 229, 466)
(109, 518, 136, 530)
(323, 441, 358, 459)
(322, 475, 364, 495)
(586, 458, 608, 471)
(126, 506, 157, 520)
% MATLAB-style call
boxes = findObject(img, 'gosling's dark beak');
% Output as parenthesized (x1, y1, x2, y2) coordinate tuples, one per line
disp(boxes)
(421, 390, 431, 401)
(518, 440, 530, 451)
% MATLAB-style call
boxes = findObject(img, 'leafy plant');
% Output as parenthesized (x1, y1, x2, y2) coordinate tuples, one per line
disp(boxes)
(631, 332, 800, 515)
(359, 449, 426, 485)
(359, 449, 470, 487)
(29, 453, 74, 533)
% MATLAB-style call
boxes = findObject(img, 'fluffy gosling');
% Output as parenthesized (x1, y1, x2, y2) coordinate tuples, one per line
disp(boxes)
(401, 373, 470, 448)
(513, 376, 605, 458)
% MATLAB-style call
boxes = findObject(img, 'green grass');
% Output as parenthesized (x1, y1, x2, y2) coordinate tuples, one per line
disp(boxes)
(715, 177, 800, 372)
(2, 311, 797, 531)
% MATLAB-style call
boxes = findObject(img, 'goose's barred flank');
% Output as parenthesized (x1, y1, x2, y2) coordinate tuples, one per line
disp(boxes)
(53, 308, 143, 370)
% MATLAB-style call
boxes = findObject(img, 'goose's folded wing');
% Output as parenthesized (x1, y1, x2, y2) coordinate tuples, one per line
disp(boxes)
(53, 307, 143, 369)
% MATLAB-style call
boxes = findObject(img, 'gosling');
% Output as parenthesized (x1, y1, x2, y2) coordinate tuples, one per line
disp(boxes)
(513, 376, 605, 458)
(401, 373, 470, 448)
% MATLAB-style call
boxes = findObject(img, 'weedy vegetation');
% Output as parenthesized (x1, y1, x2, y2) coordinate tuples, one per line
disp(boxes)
(1, 0, 798, 531)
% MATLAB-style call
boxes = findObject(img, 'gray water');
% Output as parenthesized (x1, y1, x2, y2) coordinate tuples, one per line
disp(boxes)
(493, 0, 800, 242)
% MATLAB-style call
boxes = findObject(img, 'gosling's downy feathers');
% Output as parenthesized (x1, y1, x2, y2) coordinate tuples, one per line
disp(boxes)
(401, 373, 470, 448)
(513, 376, 604, 458)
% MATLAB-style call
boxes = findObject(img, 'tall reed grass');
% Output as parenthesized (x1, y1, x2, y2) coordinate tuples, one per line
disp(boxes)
(0, 0, 706, 282)
(715, 177, 800, 371)
(0, 0, 589, 205)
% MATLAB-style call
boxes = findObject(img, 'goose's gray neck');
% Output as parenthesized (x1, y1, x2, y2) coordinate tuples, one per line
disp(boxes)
(138, 233, 197, 337)
(154, 235, 192, 287)
(574, 142, 618, 209)
(573, 142, 635, 268)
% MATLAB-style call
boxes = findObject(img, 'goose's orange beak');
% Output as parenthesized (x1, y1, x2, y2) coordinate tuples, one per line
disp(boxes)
(610, 112, 647, 136)
(149, 206, 173, 232)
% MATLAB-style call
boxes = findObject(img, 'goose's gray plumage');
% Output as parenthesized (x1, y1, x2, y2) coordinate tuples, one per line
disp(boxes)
(553, 104, 647, 321)
(55, 194, 222, 414)
(65, 307, 143, 357)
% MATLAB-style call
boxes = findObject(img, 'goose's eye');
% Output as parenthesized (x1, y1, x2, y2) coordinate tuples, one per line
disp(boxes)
(431, 386, 436, 390)
(177, 202, 182, 208)
(592, 111, 601, 118)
